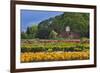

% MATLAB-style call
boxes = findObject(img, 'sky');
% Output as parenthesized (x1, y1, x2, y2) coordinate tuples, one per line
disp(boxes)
(21, 10, 63, 32)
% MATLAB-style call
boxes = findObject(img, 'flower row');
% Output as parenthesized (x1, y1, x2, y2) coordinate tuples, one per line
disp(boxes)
(21, 51, 89, 62)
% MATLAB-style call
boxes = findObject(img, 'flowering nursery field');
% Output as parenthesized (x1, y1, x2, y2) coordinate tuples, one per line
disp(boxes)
(21, 51, 89, 62)
(21, 39, 90, 63)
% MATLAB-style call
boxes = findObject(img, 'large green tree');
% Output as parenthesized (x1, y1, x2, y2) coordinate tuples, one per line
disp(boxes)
(23, 25, 38, 39)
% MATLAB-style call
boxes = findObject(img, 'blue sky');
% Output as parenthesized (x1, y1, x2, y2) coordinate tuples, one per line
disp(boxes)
(21, 10, 63, 32)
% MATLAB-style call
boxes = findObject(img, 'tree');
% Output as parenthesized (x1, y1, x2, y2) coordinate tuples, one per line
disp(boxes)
(49, 30, 58, 39)
(21, 32, 28, 39)
(26, 25, 38, 39)
(38, 12, 89, 38)
(22, 12, 89, 39)
(36, 29, 50, 39)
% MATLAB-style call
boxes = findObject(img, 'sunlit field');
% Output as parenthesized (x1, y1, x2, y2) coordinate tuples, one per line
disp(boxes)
(21, 11, 90, 63)
(21, 39, 89, 63)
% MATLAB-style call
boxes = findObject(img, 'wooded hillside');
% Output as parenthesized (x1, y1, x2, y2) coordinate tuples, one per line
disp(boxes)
(21, 12, 89, 39)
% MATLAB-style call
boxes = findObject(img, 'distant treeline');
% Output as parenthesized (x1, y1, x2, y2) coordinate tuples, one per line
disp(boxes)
(21, 12, 89, 39)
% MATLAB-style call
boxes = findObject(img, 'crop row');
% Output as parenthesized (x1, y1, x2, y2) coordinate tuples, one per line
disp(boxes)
(21, 51, 89, 62)
(21, 42, 89, 52)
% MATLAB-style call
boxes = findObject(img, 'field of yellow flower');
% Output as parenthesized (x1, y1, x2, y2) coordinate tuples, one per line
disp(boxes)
(21, 51, 89, 62)
(21, 39, 89, 63)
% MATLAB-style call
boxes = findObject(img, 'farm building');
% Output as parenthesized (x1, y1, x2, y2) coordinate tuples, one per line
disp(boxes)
(58, 26, 80, 38)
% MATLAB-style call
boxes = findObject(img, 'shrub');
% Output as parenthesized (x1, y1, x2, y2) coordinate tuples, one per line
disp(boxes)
(21, 40, 89, 52)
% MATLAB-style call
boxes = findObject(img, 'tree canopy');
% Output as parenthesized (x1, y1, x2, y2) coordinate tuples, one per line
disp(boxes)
(21, 12, 89, 39)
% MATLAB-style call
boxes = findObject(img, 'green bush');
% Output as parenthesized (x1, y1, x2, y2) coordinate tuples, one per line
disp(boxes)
(21, 42, 89, 52)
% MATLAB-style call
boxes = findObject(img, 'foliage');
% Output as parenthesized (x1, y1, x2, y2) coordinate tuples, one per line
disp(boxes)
(21, 51, 89, 62)
(21, 12, 89, 39)
(36, 28, 50, 39)
(21, 25, 38, 39)
(21, 39, 90, 62)
(37, 12, 89, 39)
(21, 40, 89, 52)
(49, 30, 58, 39)
(21, 32, 28, 39)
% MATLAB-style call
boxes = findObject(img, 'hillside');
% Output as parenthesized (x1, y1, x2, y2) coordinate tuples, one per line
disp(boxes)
(37, 12, 89, 39)
(21, 12, 89, 39)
